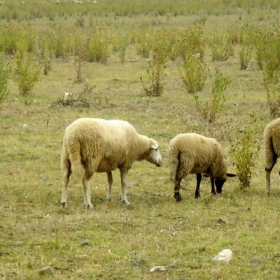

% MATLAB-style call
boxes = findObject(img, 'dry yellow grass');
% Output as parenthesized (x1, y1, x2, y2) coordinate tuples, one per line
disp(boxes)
(1, 3, 280, 279)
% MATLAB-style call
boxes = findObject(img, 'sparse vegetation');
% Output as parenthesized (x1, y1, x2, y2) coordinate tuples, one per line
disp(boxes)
(1, 1, 280, 279)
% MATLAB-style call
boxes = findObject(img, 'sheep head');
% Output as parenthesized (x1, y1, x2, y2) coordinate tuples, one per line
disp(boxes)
(145, 139, 162, 167)
(215, 173, 236, 193)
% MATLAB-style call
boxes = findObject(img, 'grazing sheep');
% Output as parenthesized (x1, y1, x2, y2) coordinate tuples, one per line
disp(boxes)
(60, 118, 162, 209)
(264, 118, 280, 195)
(168, 133, 235, 201)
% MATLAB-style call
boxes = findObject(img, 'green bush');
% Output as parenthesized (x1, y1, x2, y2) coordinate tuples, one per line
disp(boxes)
(230, 117, 260, 188)
(180, 55, 207, 94)
(194, 68, 230, 123)
(211, 34, 233, 61)
(14, 52, 41, 104)
(84, 29, 110, 63)
(264, 79, 280, 117)
(142, 42, 167, 97)
(171, 25, 204, 62)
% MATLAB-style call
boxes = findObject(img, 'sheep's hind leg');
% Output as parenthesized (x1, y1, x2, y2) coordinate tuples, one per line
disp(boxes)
(83, 175, 93, 209)
(210, 177, 216, 196)
(120, 169, 130, 206)
(265, 151, 277, 196)
(194, 173, 202, 198)
(174, 180, 182, 202)
(106, 172, 113, 201)
(60, 163, 71, 208)
(266, 167, 272, 196)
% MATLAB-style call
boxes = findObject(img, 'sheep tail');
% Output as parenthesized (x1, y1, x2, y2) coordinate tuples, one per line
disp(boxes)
(169, 148, 180, 183)
(264, 134, 276, 171)
(66, 139, 85, 181)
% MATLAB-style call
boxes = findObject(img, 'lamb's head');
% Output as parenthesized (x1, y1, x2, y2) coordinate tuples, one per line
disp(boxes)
(214, 178, 226, 193)
(145, 139, 162, 167)
(215, 173, 236, 193)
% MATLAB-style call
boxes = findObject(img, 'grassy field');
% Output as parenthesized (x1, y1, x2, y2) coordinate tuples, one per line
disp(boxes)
(1, 1, 280, 279)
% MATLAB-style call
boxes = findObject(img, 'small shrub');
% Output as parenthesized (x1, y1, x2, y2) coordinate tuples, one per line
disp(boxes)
(119, 42, 128, 64)
(180, 55, 207, 94)
(135, 27, 152, 58)
(42, 55, 51, 76)
(53, 80, 96, 108)
(230, 117, 260, 188)
(254, 28, 280, 83)
(211, 34, 233, 61)
(75, 17, 85, 28)
(194, 68, 230, 123)
(171, 25, 204, 62)
(0, 57, 10, 104)
(74, 55, 83, 84)
(14, 52, 41, 104)
(265, 80, 280, 117)
(142, 43, 167, 97)
(85, 29, 109, 63)
(239, 45, 253, 70)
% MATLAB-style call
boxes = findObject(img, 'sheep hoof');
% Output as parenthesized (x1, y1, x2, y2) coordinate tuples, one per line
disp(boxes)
(195, 192, 201, 199)
(61, 202, 67, 208)
(84, 204, 93, 210)
(174, 192, 182, 202)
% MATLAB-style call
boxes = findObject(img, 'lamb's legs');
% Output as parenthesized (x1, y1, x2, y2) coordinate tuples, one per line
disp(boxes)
(60, 165, 71, 208)
(83, 177, 93, 209)
(120, 169, 130, 206)
(106, 172, 113, 201)
(210, 177, 216, 195)
(195, 173, 202, 198)
(265, 167, 272, 195)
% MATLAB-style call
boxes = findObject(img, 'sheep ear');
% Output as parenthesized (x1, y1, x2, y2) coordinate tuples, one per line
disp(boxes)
(226, 173, 236, 177)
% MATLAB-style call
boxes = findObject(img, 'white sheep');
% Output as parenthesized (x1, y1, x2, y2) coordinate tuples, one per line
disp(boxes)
(168, 133, 235, 201)
(60, 118, 162, 209)
(264, 118, 280, 195)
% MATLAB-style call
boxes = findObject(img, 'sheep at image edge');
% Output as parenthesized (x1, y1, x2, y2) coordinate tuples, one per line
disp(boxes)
(264, 118, 280, 195)
(60, 118, 162, 209)
(168, 133, 235, 202)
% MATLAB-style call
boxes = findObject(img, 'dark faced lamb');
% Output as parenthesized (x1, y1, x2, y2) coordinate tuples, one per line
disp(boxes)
(168, 133, 235, 201)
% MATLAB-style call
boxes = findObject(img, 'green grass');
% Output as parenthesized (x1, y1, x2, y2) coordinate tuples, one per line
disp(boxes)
(1, 1, 280, 279)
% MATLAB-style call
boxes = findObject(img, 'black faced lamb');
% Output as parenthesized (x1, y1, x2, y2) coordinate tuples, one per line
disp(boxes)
(168, 133, 235, 201)
(60, 118, 162, 209)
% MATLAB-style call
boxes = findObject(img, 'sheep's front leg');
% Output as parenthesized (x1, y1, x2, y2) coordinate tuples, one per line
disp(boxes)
(120, 169, 130, 206)
(195, 173, 202, 198)
(60, 165, 71, 208)
(83, 177, 93, 209)
(106, 172, 113, 201)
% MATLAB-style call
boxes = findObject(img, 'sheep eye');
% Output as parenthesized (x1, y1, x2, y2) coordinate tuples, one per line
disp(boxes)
(151, 147, 158, 151)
